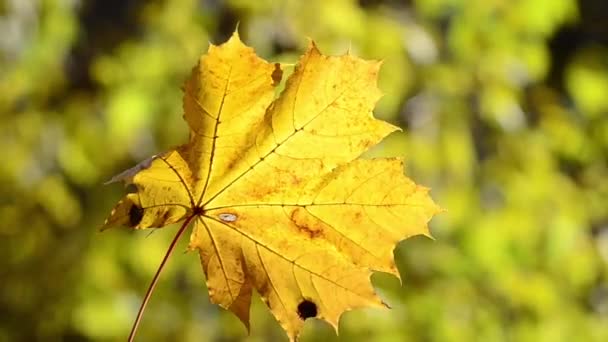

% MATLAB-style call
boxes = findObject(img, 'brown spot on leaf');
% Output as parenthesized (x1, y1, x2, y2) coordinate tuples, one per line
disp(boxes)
(258, 278, 271, 299)
(290, 207, 324, 239)
(290, 175, 302, 186)
(353, 211, 363, 223)
(358, 138, 373, 149)
(129, 204, 143, 227)
(248, 180, 275, 200)
(297, 299, 317, 320)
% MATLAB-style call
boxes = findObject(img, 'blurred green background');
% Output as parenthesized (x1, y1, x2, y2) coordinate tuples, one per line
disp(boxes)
(1, 0, 607, 341)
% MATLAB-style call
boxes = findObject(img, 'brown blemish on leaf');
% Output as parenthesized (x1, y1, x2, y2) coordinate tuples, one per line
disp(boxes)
(128, 204, 143, 227)
(297, 299, 318, 320)
(247, 178, 276, 200)
(290, 174, 302, 186)
(290, 207, 324, 239)
(258, 278, 271, 300)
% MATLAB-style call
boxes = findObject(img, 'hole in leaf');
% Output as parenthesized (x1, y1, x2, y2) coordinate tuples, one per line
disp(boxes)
(297, 299, 317, 320)
(129, 204, 143, 227)
(271, 63, 283, 86)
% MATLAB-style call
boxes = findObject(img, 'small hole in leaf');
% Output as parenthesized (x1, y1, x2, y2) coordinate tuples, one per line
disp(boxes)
(297, 300, 317, 320)
(129, 204, 143, 227)
(271, 63, 282, 86)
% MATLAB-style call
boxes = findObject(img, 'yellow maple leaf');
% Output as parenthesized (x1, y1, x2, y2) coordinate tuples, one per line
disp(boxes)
(103, 31, 440, 341)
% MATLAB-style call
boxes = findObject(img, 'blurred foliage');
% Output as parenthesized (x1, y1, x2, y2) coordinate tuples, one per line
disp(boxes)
(1, 0, 607, 341)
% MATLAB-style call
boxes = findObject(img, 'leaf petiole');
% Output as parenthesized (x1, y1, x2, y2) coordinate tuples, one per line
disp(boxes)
(128, 214, 197, 342)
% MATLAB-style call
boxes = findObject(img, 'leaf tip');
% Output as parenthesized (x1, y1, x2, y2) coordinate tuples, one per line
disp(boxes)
(208, 27, 243, 52)
(99, 222, 113, 232)
(229, 25, 241, 42)
(306, 38, 321, 55)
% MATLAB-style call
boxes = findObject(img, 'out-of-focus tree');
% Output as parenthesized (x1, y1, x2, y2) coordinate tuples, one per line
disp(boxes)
(1, 0, 606, 341)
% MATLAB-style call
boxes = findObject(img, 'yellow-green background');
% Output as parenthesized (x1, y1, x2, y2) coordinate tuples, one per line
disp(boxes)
(1, 0, 607, 341)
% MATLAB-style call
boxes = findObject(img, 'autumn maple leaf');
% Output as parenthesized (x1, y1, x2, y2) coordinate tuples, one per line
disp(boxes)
(103, 31, 440, 341)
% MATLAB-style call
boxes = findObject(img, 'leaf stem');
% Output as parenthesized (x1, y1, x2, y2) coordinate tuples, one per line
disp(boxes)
(128, 214, 197, 342)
